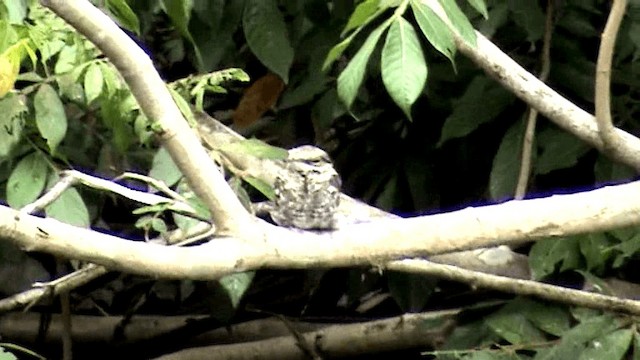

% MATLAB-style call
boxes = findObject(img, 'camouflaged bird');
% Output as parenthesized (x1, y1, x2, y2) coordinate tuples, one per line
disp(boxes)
(269, 145, 341, 230)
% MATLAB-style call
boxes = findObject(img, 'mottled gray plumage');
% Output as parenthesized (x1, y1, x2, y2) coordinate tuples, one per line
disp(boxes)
(269, 146, 341, 230)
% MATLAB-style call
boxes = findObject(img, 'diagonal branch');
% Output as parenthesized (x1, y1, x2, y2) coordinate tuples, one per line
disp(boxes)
(39, 0, 253, 236)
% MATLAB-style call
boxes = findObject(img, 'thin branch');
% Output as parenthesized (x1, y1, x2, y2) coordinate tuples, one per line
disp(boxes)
(595, 0, 629, 158)
(515, 0, 555, 199)
(40, 0, 253, 235)
(388, 260, 640, 315)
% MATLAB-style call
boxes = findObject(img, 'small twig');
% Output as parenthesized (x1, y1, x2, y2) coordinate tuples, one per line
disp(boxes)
(20, 175, 76, 214)
(595, 0, 630, 161)
(116, 172, 189, 203)
(515, 0, 554, 199)
(62, 170, 197, 215)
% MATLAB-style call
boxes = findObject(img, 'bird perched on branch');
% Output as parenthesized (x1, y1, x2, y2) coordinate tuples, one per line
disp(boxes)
(268, 145, 341, 230)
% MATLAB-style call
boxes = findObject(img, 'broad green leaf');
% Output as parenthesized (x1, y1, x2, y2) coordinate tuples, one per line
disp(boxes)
(535, 127, 590, 175)
(534, 315, 622, 360)
(410, 0, 456, 63)
(612, 232, 640, 268)
(529, 237, 582, 280)
(578, 233, 612, 273)
(83, 63, 103, 105)
(46, 184, 90, 228)
(577, 329, 633, 360)
(0, 53, 19, 97)
(342, 0, 380, 36)
(486, 306, 546, 344)
(381, 17, 427, 121)
(513, 298, 570, 337)
(34, 84, 67, 154)
(337, 20, 390, 109)
(173, 179, 210, 231)
(508, 0, 545, 43)
(437, 0, 477, 46)
(0, 94, 26, 159)
(99, 62, 123, 96)
(489, 120, 526, 201)
(243, 0, 293, 83)
(438, 76, 514, 146)
(2, 0, 27, 24)
(106, 0, 140, 35)
(243, 175, 275, 201)
(466, 0, 488, 19)
(220, 138, 288, 160)
(54, 45, 77, 74)
(149, 147, 183, 187)
(218, 271, 255, 308)
(6, 152, 49, 209)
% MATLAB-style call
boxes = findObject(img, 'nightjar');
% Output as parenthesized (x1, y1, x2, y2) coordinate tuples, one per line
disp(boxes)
(269, 145, 341, 230)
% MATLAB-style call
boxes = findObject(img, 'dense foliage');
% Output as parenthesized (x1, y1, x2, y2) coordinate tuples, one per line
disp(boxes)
(1, 0, 640, 358)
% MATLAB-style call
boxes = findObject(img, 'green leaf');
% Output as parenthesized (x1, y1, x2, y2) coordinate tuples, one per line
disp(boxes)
(243, 0, 293, 82)
(149, 146, 183, 187)
(611, 232, 640, 268)
(410, 0, 456, 63)
(529, 237, 582, 280)
(218, 271, 255, 308)
(106, 0, 140, 35)
(34, 84, 67, 154)
(45, 184, 90, 227)
(437, 0, 477, 46)
(438, 76, 515, 146)
(342, 0, 381, 36)
(243, 175, 275, 201)
(578, 233, 612, 273)
(577, 329, 633, 360)
(535, 315, 623, 360)
(6, 152, 49, 209)
(485, 304, 546, 344)
(1, 0, 28, 24)
(513, 298, 571, 337)
(337, 20, 390, 109)
(489, 120, 526, 201)
(83, 63, 103, 105)
(381, 17, 427, 121)
(220, 139, 288, 160)
(54, 45, 78, 74)
(535, 127, 590, 175)
(466, 0, 489, 19)
(0, 94, 26, 160)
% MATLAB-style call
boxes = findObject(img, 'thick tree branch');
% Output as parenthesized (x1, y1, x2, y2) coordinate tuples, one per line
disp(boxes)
(4, 179, 640, 280)
(39, 0, 253, 235)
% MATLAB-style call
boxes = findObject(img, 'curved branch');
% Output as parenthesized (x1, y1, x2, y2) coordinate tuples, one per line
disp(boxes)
(595, 0, 629, 159)
(444, 11, 640, 171)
